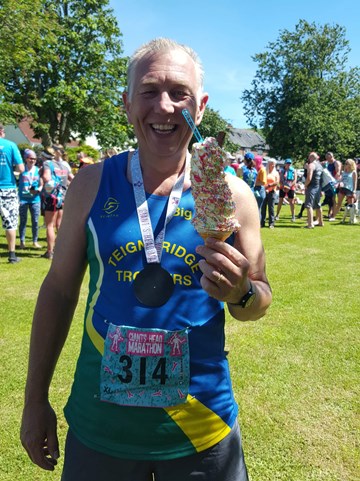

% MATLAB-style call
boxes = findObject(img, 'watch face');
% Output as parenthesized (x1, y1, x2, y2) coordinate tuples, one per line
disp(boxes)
(244, 292, 256, 308)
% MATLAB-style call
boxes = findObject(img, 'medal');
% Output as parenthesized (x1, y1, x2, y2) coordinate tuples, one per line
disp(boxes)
(131, 151, 188, 307)
(133, 263, 175, 307)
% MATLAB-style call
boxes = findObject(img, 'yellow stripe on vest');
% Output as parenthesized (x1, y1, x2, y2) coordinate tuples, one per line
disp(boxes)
(86, 218, 105, 355)
(165, 395, 232, 451)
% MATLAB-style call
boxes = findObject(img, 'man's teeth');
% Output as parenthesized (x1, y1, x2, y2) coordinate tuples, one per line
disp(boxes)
(152, 124, 175, 131)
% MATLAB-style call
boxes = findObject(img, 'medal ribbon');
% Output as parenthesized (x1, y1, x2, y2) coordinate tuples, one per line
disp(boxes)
(131, 150, 188, 264)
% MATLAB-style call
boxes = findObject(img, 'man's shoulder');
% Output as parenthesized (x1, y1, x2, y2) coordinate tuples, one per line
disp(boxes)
(0, 137, 18, 150)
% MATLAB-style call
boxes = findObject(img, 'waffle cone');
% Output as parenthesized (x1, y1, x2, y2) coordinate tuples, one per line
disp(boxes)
(198, 230, 233, 242)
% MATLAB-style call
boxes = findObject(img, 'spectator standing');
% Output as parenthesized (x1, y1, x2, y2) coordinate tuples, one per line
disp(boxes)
(296, 159, 308, 219)
(275, 159, 297, 221)
(0, 123, 24, 263)
(41, 145, 74, 259)
(238, 152, 257, 191)
(355, 158, 360, 219)
(253, 155, 267, 212)
(21, 38, 272, 481)
(325, 152, 342, 218)
(332, 159, 357, 220)
(18, 149, 43, 249)
(224, 152, 237, 175)
(304, 152, 324, 228)
(261, 158, 279, 228)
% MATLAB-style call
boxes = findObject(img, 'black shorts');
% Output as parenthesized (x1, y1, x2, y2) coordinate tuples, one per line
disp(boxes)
(279, 188, 295, 199)
(42, 195, 63, 212)
(61, 420, 249, 481)
(339, 187, 353, 197)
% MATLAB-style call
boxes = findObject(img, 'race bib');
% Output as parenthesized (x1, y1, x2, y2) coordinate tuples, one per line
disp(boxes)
(100, 324, 190, 407)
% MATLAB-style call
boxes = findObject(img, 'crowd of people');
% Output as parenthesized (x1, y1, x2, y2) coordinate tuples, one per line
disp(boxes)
(1, 118, 359, 267)
(1, 123, 124, 264)
(0, 129, 78, 263)
(230, 151, 360, 229)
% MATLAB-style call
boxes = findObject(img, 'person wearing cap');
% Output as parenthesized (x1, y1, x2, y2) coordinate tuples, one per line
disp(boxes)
(303, 152, 324, 228)
(41, 144, 74, 259)
(275, 159, 297, 221)
(0, 123, 24, 263)
(18, 149, 43, 249)
(224, 152, 236, 175)
(238, 152, 257, 191)
(261, 158, 279, 228)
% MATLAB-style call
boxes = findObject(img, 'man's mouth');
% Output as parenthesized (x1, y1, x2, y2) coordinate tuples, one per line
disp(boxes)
(151, 124, 176, 134)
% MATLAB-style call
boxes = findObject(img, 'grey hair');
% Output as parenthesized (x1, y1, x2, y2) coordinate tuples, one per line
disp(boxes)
(126, 38, 205, 100)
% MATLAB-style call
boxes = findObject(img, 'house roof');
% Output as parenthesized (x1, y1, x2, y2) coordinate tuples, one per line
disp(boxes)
(229, 128, 270, 150)
(4, 118, 79, 148)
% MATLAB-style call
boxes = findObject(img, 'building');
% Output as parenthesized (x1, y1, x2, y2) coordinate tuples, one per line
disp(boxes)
(3, 118, 99, 150)
(228, 128, 269, 158)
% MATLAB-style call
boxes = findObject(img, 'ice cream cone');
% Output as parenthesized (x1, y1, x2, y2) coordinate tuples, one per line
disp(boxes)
(198, 230, 233, 242)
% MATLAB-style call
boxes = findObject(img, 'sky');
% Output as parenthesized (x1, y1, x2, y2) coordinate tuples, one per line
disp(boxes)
(109, 0, 360, 129)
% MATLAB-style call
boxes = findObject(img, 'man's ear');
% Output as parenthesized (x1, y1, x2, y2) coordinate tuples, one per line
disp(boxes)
(122, 92, 133, 124)
(195, 93, 209, 125)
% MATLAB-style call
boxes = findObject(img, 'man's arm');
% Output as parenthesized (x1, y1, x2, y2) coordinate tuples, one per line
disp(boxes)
(334, 160, 342, 180)
(196, 176, 272, 321)
(20, 164, 102, 471)
(305, 163, 314, 188)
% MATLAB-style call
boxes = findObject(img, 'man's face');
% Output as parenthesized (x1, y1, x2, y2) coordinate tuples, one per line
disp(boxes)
(123, 49, 208, 158)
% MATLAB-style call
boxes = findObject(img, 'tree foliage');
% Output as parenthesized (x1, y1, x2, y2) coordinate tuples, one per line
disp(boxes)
(0, 0, 133, 148)
(241, 20, 360, 161)
(197, 106, 238, 153)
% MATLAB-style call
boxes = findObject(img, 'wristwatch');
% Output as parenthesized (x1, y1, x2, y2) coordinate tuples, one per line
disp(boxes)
(229, 282, 256, 308)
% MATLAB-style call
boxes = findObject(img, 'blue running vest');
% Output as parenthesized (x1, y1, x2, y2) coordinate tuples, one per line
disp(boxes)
(64, 152, 238, 460)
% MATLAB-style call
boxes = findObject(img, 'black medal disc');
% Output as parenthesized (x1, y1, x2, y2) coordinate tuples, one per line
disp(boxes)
(133, 263, 175, 307)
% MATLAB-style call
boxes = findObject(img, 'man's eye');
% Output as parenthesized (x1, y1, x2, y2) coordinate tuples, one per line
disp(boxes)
(173, 90, 187, 98)
(141, 90, 157, 97)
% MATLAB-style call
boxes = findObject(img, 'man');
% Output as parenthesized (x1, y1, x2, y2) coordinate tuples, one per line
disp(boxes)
(41, 144, 74, 259)
(0, 123, 24, 263)
(304, 152, 324, 228)
(21, 39, 272, 481)
(275, 159, 297, 221)
(325, 151, 342, 220)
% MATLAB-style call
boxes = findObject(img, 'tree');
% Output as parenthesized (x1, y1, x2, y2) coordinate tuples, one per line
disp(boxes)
(197, 106, 238, 153)
(0, 0, 133, 148)
(241, 20, 360, 161)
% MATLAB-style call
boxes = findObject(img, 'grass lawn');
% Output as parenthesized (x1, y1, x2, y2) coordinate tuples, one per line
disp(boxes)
(0, 204, 359, 481)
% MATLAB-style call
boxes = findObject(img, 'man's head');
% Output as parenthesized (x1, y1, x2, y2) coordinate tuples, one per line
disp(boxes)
(122, 38, 209, 158)
(0, 123, 5, 138)
(308, 151, 319, 163)
(244, 152, 255, 163)
(285, 158, 292, 168)
(325, 152, 334, 163)
(126, 38, 205, 101)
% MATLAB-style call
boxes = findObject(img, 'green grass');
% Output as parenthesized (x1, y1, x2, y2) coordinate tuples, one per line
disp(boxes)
(0, 206, 359, 481)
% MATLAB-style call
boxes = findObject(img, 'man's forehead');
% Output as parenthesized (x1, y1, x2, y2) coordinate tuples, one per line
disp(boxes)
(136, 49, 197, 83)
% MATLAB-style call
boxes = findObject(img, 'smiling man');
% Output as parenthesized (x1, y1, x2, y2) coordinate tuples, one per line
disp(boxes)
(21, 38, 272, 481)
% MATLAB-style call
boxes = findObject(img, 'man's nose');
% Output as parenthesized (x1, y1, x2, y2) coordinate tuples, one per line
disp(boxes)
(156, 92, 175, 113)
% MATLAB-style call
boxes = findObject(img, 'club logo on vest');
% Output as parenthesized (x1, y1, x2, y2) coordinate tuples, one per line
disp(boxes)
(103, 197, 120, 215)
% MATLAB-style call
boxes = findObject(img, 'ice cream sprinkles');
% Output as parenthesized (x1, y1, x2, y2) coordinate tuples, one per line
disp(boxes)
(190, 137, 241, 241)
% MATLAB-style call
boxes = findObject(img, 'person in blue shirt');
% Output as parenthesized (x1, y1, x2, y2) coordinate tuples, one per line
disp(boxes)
(18, 149, 43, 249)
(238, 152, 257, 191)
(0, 123, 24, 263)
